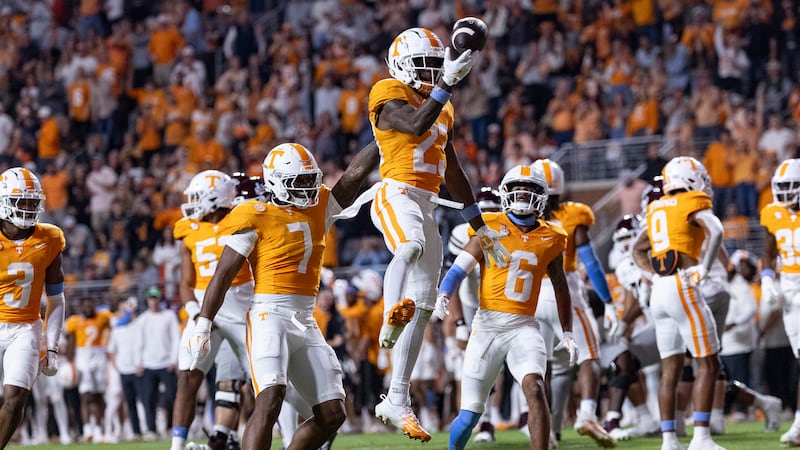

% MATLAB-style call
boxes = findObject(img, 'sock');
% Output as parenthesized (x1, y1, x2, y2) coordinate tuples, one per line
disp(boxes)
(662, 430, 678, 444)
(710, 408, 724, 428)
(213, 424, 231, 437)
(551, 371, 573, 435)
(490, 406, 501, 425)
(605, 410, 622, 422)
(449, 409, 482, 450)
(171, 426, 188, 450)
(579, 399, 597, 420)
(793, 410, 800, 429)
(388, 308, 431, 405)
(83, 423, 93, 438)
(675, 409, 686, 434)
(382, 250, 414, 310)
(694, 425, 711, 440)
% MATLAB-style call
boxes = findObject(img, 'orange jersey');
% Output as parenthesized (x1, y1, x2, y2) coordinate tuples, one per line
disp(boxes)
(551, 202, 594, 272)
(469, 213, 567, 316)
(222, 186, 336, 297)
(173, 217, 253, 291)
(0, 224, 65, 324)
(760, 202, 800, 274)
(369, 78, 454, 194)
(65, 310, 112, 348)
(646, 191, 712, 260)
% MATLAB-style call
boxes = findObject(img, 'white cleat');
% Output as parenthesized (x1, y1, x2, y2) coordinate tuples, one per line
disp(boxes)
(374, 395, 431, 442)
(632, 414, 661, 437)
(763, 396, 783, 432)
(186, 443, 212, 450)
(378, 299, 416, 349)
(609, 427, 634, 441)
(549, 431, 559, 449)
(662, 440, 686, 450)
(473, 430, 495, 443)
(781, 427, 800, 446)
(687, 438, 726, 450)
(575, 417, 616, 448)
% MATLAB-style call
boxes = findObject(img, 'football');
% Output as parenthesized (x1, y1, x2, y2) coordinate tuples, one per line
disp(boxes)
(451, 17, 488, 54)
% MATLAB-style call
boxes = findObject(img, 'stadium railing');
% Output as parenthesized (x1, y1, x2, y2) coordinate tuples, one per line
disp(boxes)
(551, 135, 666, 183)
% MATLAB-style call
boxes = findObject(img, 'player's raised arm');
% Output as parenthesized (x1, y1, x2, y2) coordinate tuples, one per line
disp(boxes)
(631, 229, 653, 276)
(42, 253, 65, 376)
(436, 235, 483, 319)
(330, 140, 380, 208)
(443, 137, 509, 268)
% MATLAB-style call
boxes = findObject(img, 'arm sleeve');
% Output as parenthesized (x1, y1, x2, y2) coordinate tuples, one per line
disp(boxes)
(577, 243, 612, 302)
(439, 251, 479, 298)
(223, 230, 258, 257)
(694, 209, 724, 273)
(44, 292, 65, 351)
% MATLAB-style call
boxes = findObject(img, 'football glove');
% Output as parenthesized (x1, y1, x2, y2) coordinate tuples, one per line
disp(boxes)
(555, 331, 579, 366)
(442, 48, 475, 87)
(188, 317, 212, 371)
(41, 349, 58, 377)
(433, 293, 450, 321)
(604, 303, 620, 338)
(475, 225, 510, 268)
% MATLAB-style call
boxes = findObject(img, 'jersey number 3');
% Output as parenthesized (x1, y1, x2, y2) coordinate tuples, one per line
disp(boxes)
(4, 262, 34, 308)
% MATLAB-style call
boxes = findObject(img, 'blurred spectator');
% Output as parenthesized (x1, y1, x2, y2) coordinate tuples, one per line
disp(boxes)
(135, 287, 179, 438)
(732, 140, 759, 218)
(37, 106, 59, 165)
(615, 169, 648, 216)
(759, 114, 795, 162)
(704, 128, 736, 217)
(152, 227, 181, 302)
(107, 298, 143, 441)
(149, 14, 184, 87)
(722, 203, 750, 252)
(86, 155, 118, 233)
(757, 60, 791, 120)
(352, 236, 391, 267)
(41, 161, 69, 221)
(713, 25, 749, 95)
(639, 141, 668, 183)
(62, 215, 97, 276)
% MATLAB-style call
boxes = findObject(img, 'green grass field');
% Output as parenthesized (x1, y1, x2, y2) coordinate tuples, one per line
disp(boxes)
(4, 421, 790, 449)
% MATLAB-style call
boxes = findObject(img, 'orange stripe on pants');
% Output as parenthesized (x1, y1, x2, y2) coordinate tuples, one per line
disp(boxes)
(676, 276, 702, 356)
(574, 307, 597, 359)
(686, 285, 712, 356)
(246, 313, 260, 394)
(377, 184, 408, 249)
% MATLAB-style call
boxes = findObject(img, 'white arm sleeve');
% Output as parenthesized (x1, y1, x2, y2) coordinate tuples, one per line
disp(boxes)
(223, 230, 258, 257)
(45, 293, 65, 351)
(694, 209, 724, 273)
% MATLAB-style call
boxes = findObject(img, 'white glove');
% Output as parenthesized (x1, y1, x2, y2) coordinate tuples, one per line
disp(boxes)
(682, 264, 707, 286)
(188, 317, 212, 371)
(433, 293, 450, 320)
(475, 225, 510, 268)
(442, 48, 475, 87)
(636, 280, 652, 308)
(604, 303, 619, 337)
(455, 319, 470, 343)
(41, 349, 58, 377)
(555, 331, 579, 366)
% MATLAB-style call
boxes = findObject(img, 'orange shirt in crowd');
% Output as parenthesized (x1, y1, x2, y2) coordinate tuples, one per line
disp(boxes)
(533, 0, 559, 15)
(338, 89, 366, 134)
(41, 170, 69, 212)
(732, 150, 759, 184)
(631, 0, 656, 26)
(153, 207, 182, 231)
(80, 0, 100, 16)
(626, 99, 658, 136)
(164, 107, 189, 146)
(247, 123, 275, 152)
(38, 118, 59, 159)
(149, 27, 184, 65)
(703, 141, 735, 187)
(107, 37, 132, 75)
(713, 0, 748, 30)
(68, 80, 91, 122)
(170, 85, 197, 117)
(681, 23, 715, 49)
(184, 137, 225, 168)
(137, 114, 163, 152)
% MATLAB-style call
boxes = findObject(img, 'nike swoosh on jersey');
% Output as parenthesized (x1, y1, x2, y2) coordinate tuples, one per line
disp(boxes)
(34, 243, 46, 249)
(541, 237, 553, 241)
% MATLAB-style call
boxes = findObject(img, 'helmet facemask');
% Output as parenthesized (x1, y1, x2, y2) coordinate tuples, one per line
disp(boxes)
(270, 169, 323, 208)
(501, 182, 548, 217)
(773, 179, 800, 208)
(0, 195, 44, 228)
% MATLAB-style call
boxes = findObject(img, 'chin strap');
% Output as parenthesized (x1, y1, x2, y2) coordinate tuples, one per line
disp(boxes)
(507, 213, 539, 226)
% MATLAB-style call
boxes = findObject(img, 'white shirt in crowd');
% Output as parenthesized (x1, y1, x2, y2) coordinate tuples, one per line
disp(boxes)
(720, 275, 757, 356)
(108, 321, 141, 375)
(135, 308, 179, 370)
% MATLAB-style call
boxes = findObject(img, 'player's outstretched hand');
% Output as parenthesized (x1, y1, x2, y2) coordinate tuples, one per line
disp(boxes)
(476, 225, 510, 268)
(189, 317, 212, 371)
(442, 48, 475, 87)
(41, 349, 58, 377)
(555, 331, 579, 366)
(433, 293, 450, 321)
(604, 303, 620, 337)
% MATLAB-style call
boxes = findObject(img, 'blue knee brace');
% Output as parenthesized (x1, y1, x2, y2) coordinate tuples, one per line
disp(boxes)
(449, 409, 482, 450)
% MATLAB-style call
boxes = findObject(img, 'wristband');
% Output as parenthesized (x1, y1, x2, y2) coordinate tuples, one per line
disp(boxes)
(430, 85, 451, 105)
(761, 268, 776, 279)
(455, 318, 466, 327)
(460, 203, 481, 222)
(195, 317, 212, 333)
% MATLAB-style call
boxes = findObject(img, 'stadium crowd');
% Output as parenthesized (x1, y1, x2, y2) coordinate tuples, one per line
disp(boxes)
(2, 0, 800, 448)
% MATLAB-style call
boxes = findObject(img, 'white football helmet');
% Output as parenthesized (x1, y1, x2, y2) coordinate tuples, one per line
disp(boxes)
(531, 159, 565, 196)
(499, 165, 549, 217)
(662, 156, 709, 194)
(0, 167, 46, 228)
(352, 269, 383, 302)
(387, 28, 446, 94)
(772, 159, 800, 208)
(263, 143, 322, 208)
(181, 170, 236, 220)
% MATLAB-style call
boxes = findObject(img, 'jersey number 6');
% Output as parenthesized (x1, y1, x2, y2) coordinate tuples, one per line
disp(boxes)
(504, 251, 538, 302)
